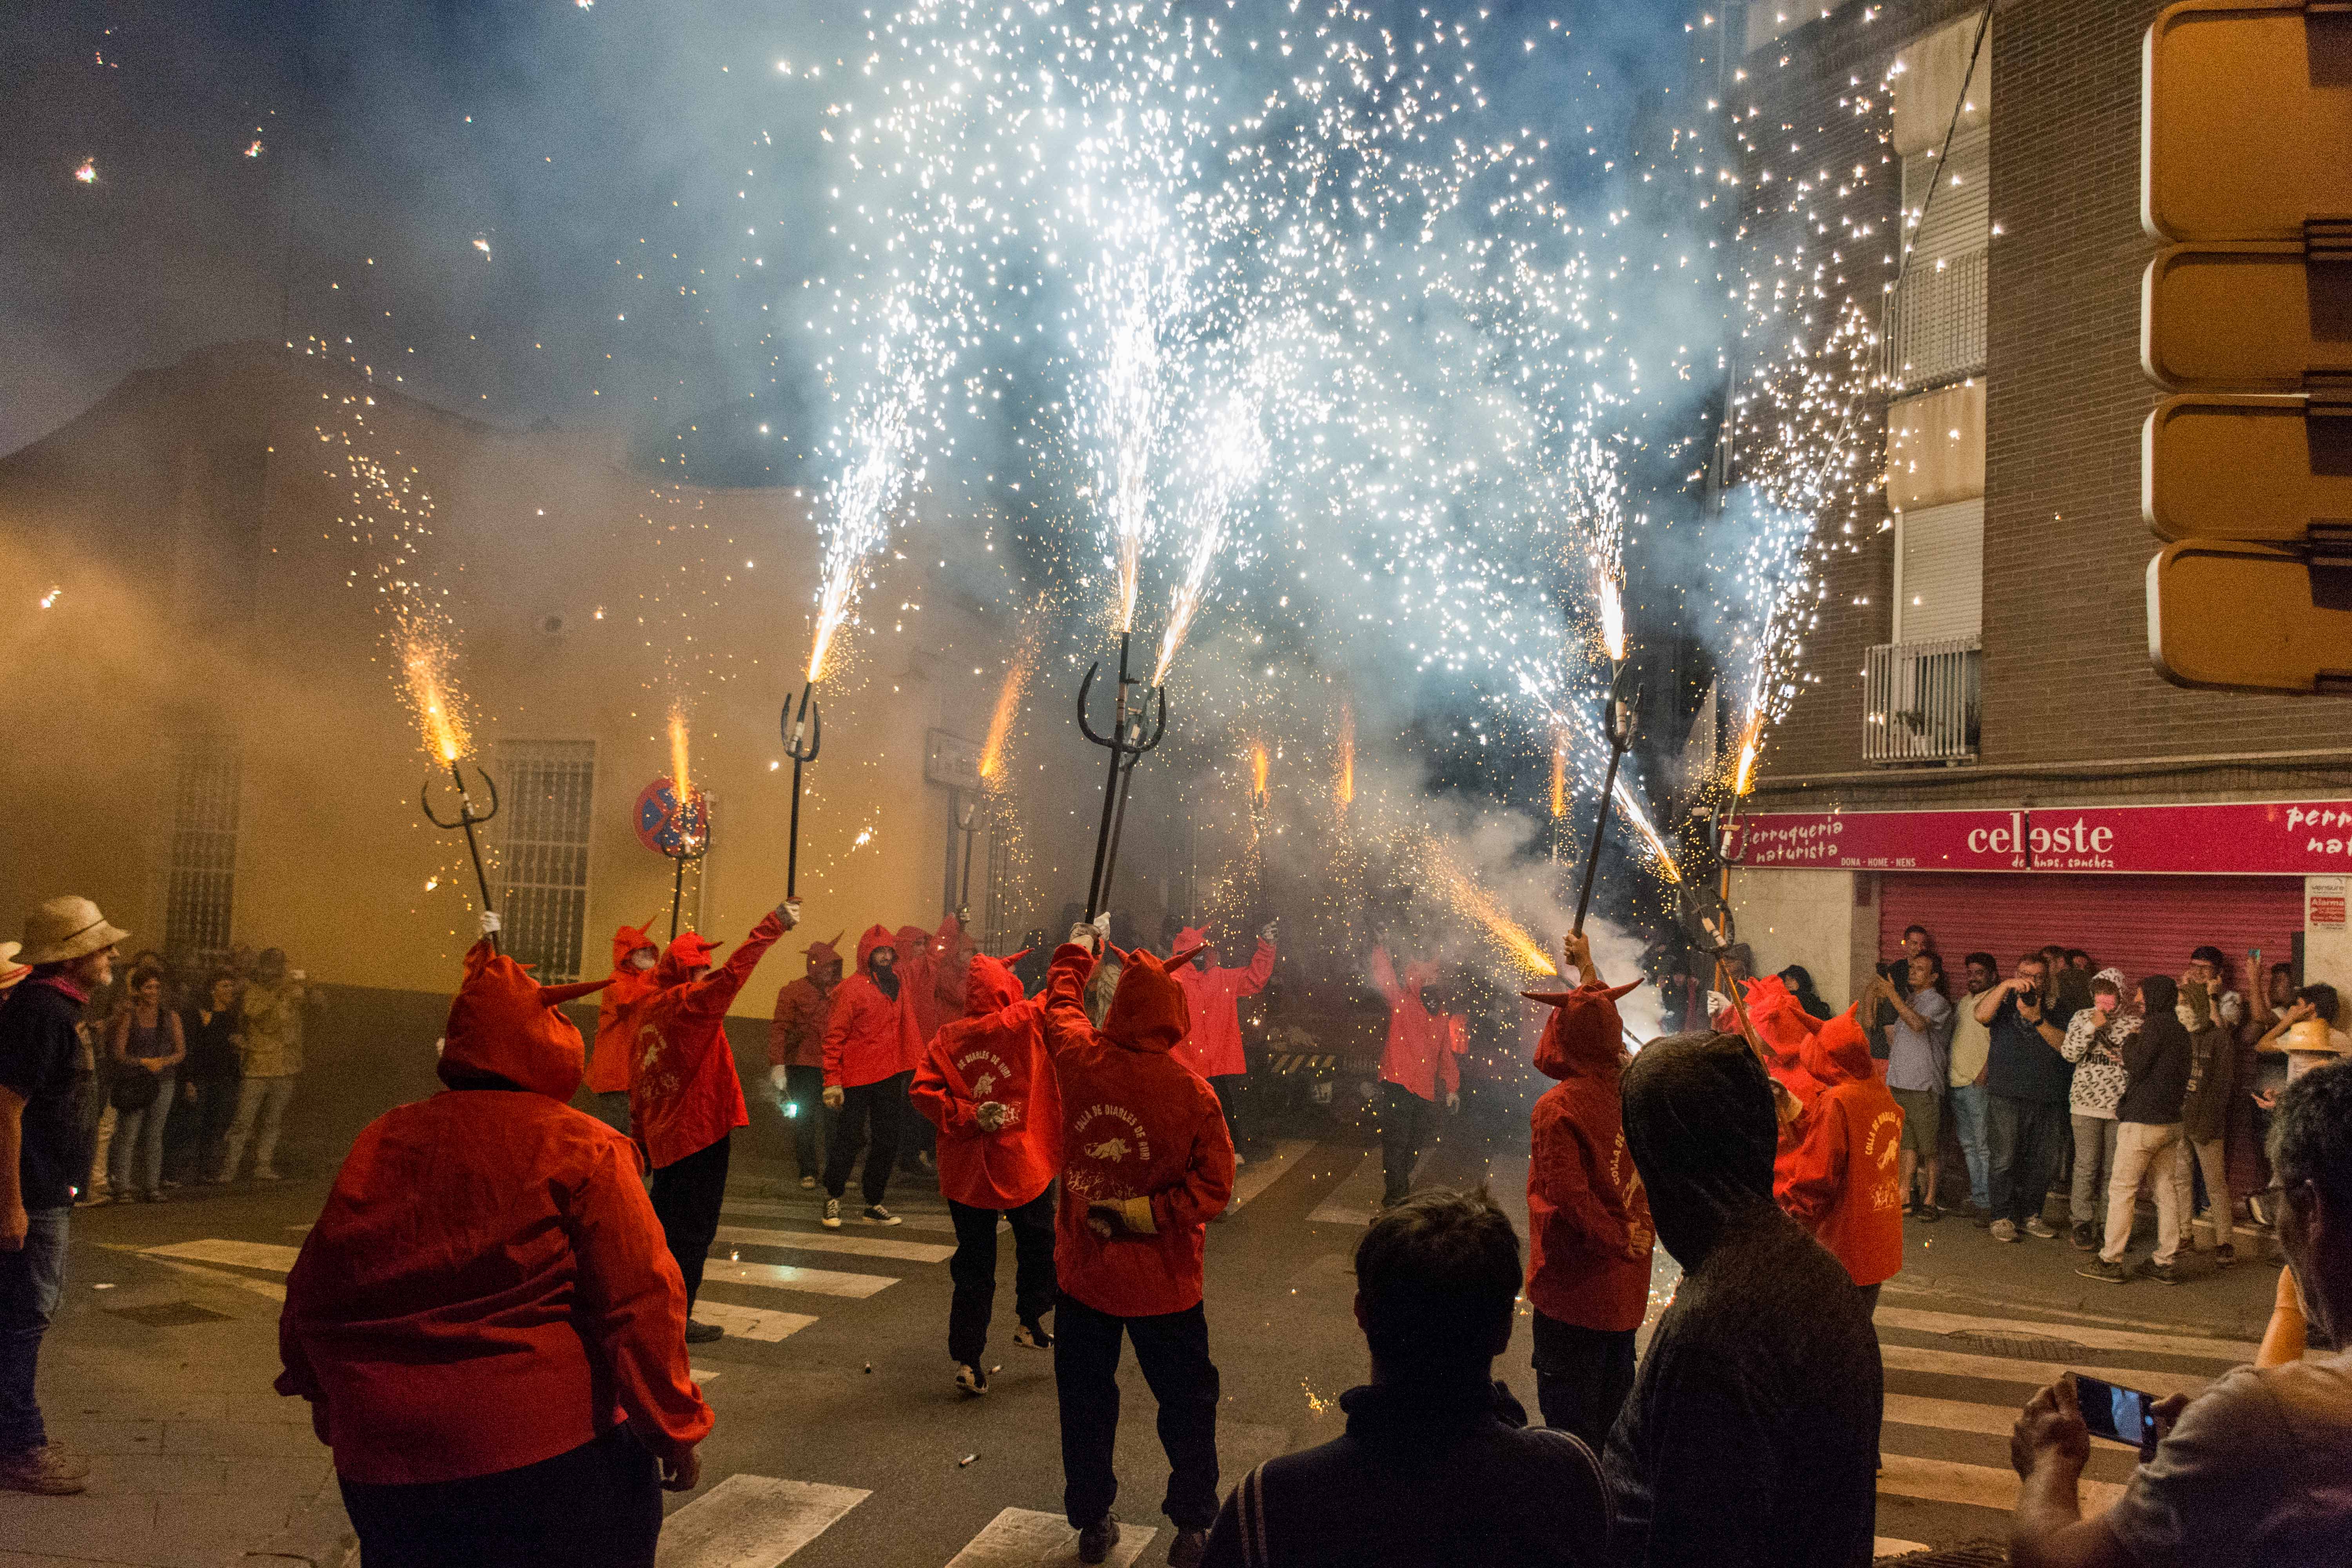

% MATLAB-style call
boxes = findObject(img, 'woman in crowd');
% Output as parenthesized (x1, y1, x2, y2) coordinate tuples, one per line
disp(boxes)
(175, 969, 244, 1185)
(105, 967, 185, 1203)
(2059, 970, 2134, 1252)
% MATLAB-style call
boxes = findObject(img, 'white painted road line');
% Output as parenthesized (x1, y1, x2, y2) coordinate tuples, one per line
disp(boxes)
(142, 1238, 304, 1274)
(1227, 1140, 1314, 1213)
(686, 1301, 817, 1343)
(723, 1197, 961, 1236)
(1305, 1155, 1383, 1227)
(1874, 1540, 1929, 1559)
(698, 1259, 898, 1299)
(1880, 1342, 2210, 1399)
(712, 1223, 956, 1266)
(944, 1507, 1156, 1568)
(1876, 1452, 2125, 1515)
(145, 1256, 287, 1303)
(1883, 1392, 2138, 1450)
(654, 1472, 868, 1568)
(1876, 1305, 2259, 1365)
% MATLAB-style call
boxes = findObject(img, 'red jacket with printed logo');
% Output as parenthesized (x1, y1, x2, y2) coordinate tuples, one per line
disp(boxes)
(1043, 942, 1235, 1317)
(909, 954, 1062, 1210)
(627, 911, 782, 1171)
(1171, 938, 1275, 1081)
(585, 924, 659, 1095)
(822, 926, 925, 1088)
(1779, 1006, 1907, 1288)
(1524, 980, 1656, 1332)
(1370, 947, 1464, 1103)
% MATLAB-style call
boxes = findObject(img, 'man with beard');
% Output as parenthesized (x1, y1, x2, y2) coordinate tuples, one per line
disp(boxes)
(820, 927, 924, 1228)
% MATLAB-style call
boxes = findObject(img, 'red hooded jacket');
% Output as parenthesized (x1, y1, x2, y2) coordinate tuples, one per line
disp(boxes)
(1779, 1006, 1906, 1288)
(823, 925, 925, 1088)
(627, 910, 784, 1171)
(585, 924, 659, 1095)
(931, 915, 976, 1033)
(1524, 980, 1657, 1332)
(768, 933, 842, 1069)
(1043, 942, 1235, 1317)
(276, 942, 710, 1486)
(895, 923, 945, 1046)
(1370, 947, 1464, 1102)
(909, 953, 1063, 1210)
(1171, 932, 1276, 1080)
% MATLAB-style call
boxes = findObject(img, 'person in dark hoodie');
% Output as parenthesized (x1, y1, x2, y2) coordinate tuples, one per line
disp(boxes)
(1604, 1031, 1884, 1568)
(1523, 931, 1654, 1452)
(1201, 1188, 1608, 1568)
(819, 926, 924, 1229)
(2080, 975, 2194, 1286)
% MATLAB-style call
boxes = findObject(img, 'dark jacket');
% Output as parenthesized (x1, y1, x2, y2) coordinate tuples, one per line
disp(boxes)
(2118, 976, 2193, 1126)
(1203, 1381, 1606, 1568)
(180, 1005, 243, 1084)
(2178, 983, 2234, 1143)
(0, 978, 99, 1210)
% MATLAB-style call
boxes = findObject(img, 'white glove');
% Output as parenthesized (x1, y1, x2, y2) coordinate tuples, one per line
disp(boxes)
(777, 897, 802, 930)
(479, 910, 502, 938)
(768, 1064, 789, 1092)
(822, 1083, 845, 1111)
(1067, 922, 1101, 953)
(1258, 920, 1279, 944)
(975, 1101, 1014, 1133)
(1445, 1091, 1460, 1113)
(1706, 990, 1731, 1018)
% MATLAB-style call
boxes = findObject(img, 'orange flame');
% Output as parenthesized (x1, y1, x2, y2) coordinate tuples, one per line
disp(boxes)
(1732, 708, 1766, 797)
(1249, 741, 1269, 799)
(401, 637, 469, 764)
(1431, 860, 1557, 977)
(667, 704, 693, 805)
(1549, 727, 1570, 819)
(978, 655, 1031, 782)
(1334, 705, 1355, 809)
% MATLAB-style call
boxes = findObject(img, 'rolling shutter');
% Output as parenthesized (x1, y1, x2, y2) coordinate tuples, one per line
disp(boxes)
(1896, 497, 1984, 643)
(1875, 872, 2304, 986)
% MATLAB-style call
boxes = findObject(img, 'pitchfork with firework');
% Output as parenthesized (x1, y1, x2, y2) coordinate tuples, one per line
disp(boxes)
(1076, 632, 1169, 924)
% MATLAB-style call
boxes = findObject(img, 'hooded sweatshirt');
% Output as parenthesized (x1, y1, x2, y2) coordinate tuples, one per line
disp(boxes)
(2059, 969, 2137, 1119)
(897, 923, 945, 1046)
(1524, 981, 1655, 1332)
(931, 916, 976, 1033)
(1603, 1033, 1883, 1568)
(627, 910, 785, 1171)
(586, 924, 659, 1095)
(1778, 1007, 1906, 1290)
(1369, 947, 1465, 1103)
(823, 925, 925, 1088)
(909, 953, 1063, 1210)
(1172, 932, 1277, 1080)
(1043, 942, 1236, 1317)
(2118, 975, 2192, 1126)
(277, 942, 710, 1486)
(768, 935, 842, 1069)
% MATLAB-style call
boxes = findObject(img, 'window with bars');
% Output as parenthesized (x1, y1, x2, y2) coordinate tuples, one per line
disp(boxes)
(1888, 125, 1989, 391)
(162, 736, 240, 962)
(493, 740, 596, 982)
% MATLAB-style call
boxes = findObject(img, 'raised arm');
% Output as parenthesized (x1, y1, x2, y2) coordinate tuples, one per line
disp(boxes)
(1042, 940, 1100, 1062)
(679, 905, 791, 1020)
(1368, 946, 1403, 1005)
(1232, 935, 1277, 997)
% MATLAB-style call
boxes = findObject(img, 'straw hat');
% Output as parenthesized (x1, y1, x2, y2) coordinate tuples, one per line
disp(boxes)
(0, 941, 25, 993)
(15, 897, 130, 967)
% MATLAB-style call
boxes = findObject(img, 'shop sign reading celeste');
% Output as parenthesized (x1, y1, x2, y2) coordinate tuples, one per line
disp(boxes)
(1730, 800, 2352, 875)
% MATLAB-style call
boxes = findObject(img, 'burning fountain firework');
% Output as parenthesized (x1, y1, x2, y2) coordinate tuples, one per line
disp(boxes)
(1334, 704, 1355, 813)
(1426, 855, 1558, 980)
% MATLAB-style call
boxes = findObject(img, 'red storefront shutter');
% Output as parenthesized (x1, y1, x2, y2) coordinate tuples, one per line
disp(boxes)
(1875, 872, 2303, 988)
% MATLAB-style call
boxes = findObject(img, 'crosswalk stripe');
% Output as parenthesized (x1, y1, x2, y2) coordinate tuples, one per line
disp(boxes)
(1227, 1140, 1314, 1213)
(1876, 1452, 2125, 1515)
(944, 1508, 1156, 1566)
(1884, 1392, 2139, 1450)
(142, 1238, 304, 1273)
(698, 1258, 897, 1299)
(654, 1472, 868, 1568)
(1876, 1304, 2258, 1365)
(1880, 1342, 2210, 1398)
(146, 1256, 287, 1303)
(1874, 1540, 1929, 1558)
(724, 1197, 961, 1236)
(712, 1223, 956, 1266)
(1305, 1154, 1383, 1227)
(687, 1300, 817, 1342)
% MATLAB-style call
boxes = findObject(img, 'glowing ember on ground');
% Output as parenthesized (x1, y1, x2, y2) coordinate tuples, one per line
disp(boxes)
(73, 159, 97, 184)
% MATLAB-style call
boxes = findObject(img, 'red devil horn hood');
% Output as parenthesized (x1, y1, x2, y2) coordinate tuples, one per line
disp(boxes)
(655, 930, 719, 986)
(610, 923, 657, 969)
(1800, 1003, 1874, 1086)
(1526, 978, 1641, 1080)
(804, 931, 845, 970)
(964, 951, 1028, 1014)
(1103, 946, 1190, 1053)
(439, 940, 592, 1100)
(855, 924, 895, 975)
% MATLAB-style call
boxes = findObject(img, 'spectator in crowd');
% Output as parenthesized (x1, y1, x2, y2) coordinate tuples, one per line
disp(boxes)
(1604, 1032, 1883, 1568)
(171, 970, 242, 1187)
(2060, 971, 2134, 1252)
(1864, 926, 1934, 1060)
(1780, 1006, 1907, 1309)
(104, 967, 184, 1203)
(2081, 976, 2193, 1286)
(1775, 965, 1832, 1022)
(1978, 955, 2073, 1243)
(2009, 1060, 2352, 1566)
(1869, 951, 1951, 1220)
(2064, 949, 2094, 975)
(1203, 1189, 1607, 1568)
(2174, 980, 2236, 1267)
(2185, 947, 2245, 1033)
(220, 949, 315, 1181)
(768, 932, 842, 1191)
(1, 895, 127, 1495)
(2254, 983, 2350, 1091)
(1947, 953, 1999, 1218)
(2246, 957, 2298, 1185)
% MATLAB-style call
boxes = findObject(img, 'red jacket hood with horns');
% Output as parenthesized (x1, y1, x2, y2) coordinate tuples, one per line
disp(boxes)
(1779, 1005, 1906, 1287)
(823, 924, 924, 1087)
(1523, 978, 1656, 1331)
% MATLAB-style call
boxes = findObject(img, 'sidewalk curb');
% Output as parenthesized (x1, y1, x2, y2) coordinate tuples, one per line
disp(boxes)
(228, 1463, 356, 1568)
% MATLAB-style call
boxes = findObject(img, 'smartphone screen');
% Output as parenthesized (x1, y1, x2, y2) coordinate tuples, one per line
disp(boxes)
(2074, 1374, 2158, 1457)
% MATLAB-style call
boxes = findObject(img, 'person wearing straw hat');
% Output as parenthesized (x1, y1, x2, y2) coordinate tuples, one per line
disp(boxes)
(0, 896, 128, 1495)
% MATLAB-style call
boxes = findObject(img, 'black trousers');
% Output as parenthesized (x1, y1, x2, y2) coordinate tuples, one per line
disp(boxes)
(649, 1134, 730, 1307)
(1987, 1094, 2068, 1226)
(1055, 1291, 1220, 1532)
(823, 1072, 908, 1205)
(1210, 1072, 1245, 1154)
(1530, 1311, 1637, 1456)
(1378, 1082, 1441, 1206)
(782, 1063, 825, 1176)
(947, 1190, 1058, 1364)
(339, 1425, 662, 1568)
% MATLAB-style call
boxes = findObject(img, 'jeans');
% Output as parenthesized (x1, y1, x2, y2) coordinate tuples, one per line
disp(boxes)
(781, 1064, 825, 1177)
(0, 1208, 68, 1453)
(2175, 1135, 2231, 1247)
(2103, 1122, 2184, 1266)
(1947, 1082, 1991, 1211)
(648, 1135, 731, 1307)
(824, 1073, 908, 1206)
(109, 1072, 175, 1196)
(1055, 1292, 1220, 1532)
(1530, 1311, 1635, 1456)
(947, 1191, 1057, 1365)
(166, 1078, 240, 1185)
(1377, 1082, 1442, 1206)
(339, 1425, 662, 1568)
(220, 1074, 297, 1178)
(1987, 1094, 2067, 1226)
(2069, 1114, 2120, 1226)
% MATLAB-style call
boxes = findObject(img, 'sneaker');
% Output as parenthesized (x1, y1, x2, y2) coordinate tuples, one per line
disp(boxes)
(1915, 1203, 1942, 1223)
(74, 1191, 111, 1209)
(862, 1204, 901, 1226)
(2214, 1242, 2237, 1267)
(1012, 1320, 1054, 1351)
(2144, 1259, 2185, 1286)
(2077, 1258, 2130, 1283)
(822, 1197, 843, 1229)
(2071, 1222, 2099, 1251)
(955, 1363, 989, 1397)
(684, 1319, 724, 1344)
(1232, 1151, 1247, 1168)
(1078, 1517, 1120, 1566)
(142, 1190, 167, 1204)
(800, 1174, 817, 1190)
(1168, 1526, 1209, 1568)
(254, 1168, 282, 1182)
(2025, 1216, 2059, 1240)
(1990, 1219, 2019, 1243)
(0, 1443, 88, 1495)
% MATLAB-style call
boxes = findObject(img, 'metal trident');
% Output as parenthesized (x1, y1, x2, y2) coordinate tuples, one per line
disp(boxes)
(1077, 631, 1169, 922)
(663, 804, 711, 943)
(420, 759, 502, 953)
(781, 680, 823, 899)
(1571, 658, 1643, 935)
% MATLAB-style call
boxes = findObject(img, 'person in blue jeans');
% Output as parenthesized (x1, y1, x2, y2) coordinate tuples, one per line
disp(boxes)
(1946, 952, 1999, 1217)
(0, 895, 126, 1496)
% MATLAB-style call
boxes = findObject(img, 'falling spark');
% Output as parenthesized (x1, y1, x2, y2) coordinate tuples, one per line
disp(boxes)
(1550, 728, 1570, 820)
(37, 586, 61, 610)
(472, 237, 492, 259)
(73, 159, 96, 184)
(977, 657, 1031, 783)
(1334, 705, 1355, 811)
(1611, 777, 1684, 885)
(243, 140, 263, 158)
(1429, 859, 1558, 977)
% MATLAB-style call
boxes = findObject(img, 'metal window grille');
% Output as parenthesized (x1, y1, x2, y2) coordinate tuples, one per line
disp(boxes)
(1864, 637, 1982, 766)
(493, 740, 596, 981)
(1887, 127, 1989, 391)
(162, 736, 240, 962)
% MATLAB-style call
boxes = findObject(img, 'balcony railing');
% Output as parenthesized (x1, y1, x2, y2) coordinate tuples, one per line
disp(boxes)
(1885, 245, 1987, 392)
(1865, 636, 1981, 765)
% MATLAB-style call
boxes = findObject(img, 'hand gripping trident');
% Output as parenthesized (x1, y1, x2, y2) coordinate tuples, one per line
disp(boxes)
(1571, 658, 1643, 936)
(780, 679, 823, 899)
(420, 759, 502, 953)
(1077, 631, 1169, 923)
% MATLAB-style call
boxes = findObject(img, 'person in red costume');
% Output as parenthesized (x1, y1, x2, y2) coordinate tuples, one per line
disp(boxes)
(1779, 1003, 1907, 1309)
(768, 932, 842, 1191)
(629, 897, 799, 1343)
(584, 923, 660, 1134)
(909, 949, 1062, 1396)
(277, 915, 712, 1568)
(1170, 921, 1277, 1164)
(1042, 919, 1234, 1568)
(1522, 929, 1656, 1454)
(931, 914, 978, 1031)
(895, 921, 949, 1176)
(819, 926, 923, 1229)
(1368, 945, 1466, 1212)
